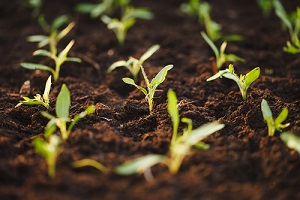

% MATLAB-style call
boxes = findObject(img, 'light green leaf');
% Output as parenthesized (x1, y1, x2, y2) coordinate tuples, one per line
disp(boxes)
(281, 132, 300, 154)
(206, 69, 230, 81)
(245, 67, 260, 89)
(52, 15, 69, 30)
(27, 35, 48, 42)
(167, 90, 179, 143)
(21, 62, 54, 73)
(108, 60, 127, 72)
(56, 84, 70, 118)
(115, 154, 165, 175)
(72, 159, 108, 173)
(201, 31, 219, 58)
(140, 44, 160, 63)
(275, 107, 288, 125)
(151, 64, 173, 85)
(122, 78, 147, 95)
(33, 49, 52, 57)
(261, 99, 273, 120)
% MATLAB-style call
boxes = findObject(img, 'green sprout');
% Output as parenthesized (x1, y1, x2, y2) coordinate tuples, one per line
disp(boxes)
(207, 64, 260, 100)
(101, 6, 153, 45)
(21, 40, 81, 81)
(27, 15, 75, 55)
(261, 99, 290, 136)
(201, 31, 244, 73)
(274, 1, 300, 54)
(115, 90, 224, 179)
(41, 84, 95, 140)
(108, 44, 160, 81)
(33, 134, 62, 178)
(122, 64, 173, 113)
(281, 132, 300, 154)
(15, 75, 52, 109)
(75, 0, 130, 19)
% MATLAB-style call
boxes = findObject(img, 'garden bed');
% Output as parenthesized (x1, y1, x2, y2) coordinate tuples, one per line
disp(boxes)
(0, 0, 300, 199)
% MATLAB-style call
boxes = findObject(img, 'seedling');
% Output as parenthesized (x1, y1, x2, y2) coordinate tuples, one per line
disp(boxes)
(207, 64, 260, 100)
(274, 1, 300, 54)
(281, 132, 300, 154)
(261, 99, 290, 136)
(33, 134, 62, 178)
(101, 6, 153, 45)
(75, 0, 130, 19)
(41, 84, 95, 140)
(27, 15, 75, 55)
(21, 40, 81, 81)
(108, 44, 160, 81)
(201, 31, 244, 73)
(15, 75, 52, 109)
(122, 64, 173, 113)
(115, 90, 224, 178)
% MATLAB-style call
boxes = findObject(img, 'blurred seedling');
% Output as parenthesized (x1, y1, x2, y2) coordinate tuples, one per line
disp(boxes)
(261, 99, 290, 136)
(207, 64, 260, 100)
(15, 75, 52, 109)
(122, 64, 173, 113)
(281, 132, 300, 154)
(274, 1, 300, 54)
(108, 44, 160, 81)
(33, 134, 62, 178)
(115, 90, 224, 180)
(101, 6, 153, 45)
(41, 84, 95, 140)
(256, 0, 275, 16)
(201, 31, 244, 73)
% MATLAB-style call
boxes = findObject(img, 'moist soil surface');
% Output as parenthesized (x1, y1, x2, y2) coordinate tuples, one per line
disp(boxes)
(1, 0, 300, 199)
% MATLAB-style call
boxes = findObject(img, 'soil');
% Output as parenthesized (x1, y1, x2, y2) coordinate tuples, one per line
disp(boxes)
(0, 0, 300, 199)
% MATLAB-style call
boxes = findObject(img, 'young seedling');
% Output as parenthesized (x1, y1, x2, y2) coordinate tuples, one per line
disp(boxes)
(281, 132, 300, 154)
(41, 84, 95, 140)
(27, 15, 75, 55)
(261, 99, 290, 136)
(75, 0, 130, 19)
(33, 134, 62, 178)
(274, 1, 300, 54)
(115, 90, 224, 179)
(15, 75, 52, 109)
(21, 40, 81, 81)
(122, 64, 173, 113)
(108, 44, 160, 81)
(101, 6, 153, 45)
(207, 64, 260, 100)
(201, 31, 244, 73)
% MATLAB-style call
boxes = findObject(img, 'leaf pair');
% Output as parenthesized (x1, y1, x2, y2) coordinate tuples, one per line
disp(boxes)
(261, 99, 290, 136)
(207, 64, 260, 100)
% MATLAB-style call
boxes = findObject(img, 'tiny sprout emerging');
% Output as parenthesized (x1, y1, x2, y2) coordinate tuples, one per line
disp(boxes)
(281, 132, 300, 154)
(274, 1, 300, 54)
(16, 75, 52, 109)
(42, 84, 95, 140)
(72, 159, 108, 173)
(21, 40, 81, 81)
(108, 44, 160, 81)
(123, 64, 173, 113)
(207, 64, 260, 100)
(115, 90, 224, 179)
(261, 99, 290, 136)
(33, 134, 62, 178)
(201, 31, 244, 72)
(101, 6, 153, 45)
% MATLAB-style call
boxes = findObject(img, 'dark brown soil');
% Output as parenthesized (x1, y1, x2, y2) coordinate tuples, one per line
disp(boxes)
(1, 0, 300, 199)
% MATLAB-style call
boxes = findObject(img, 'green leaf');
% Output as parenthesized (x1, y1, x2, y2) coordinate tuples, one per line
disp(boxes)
(33, 49, 52, 57)
(52, 15, 69, 30)
(75, 3, 97, 14)
(122, 78, 147, 95)
(56, 84, 70, 118)
(201, 31, 219, 58)
(57, 40, 75, 66)
(245, 67, 260, 89)
(108, 60, 127, 72)
(21, 62, 54, 73)
(206, 69, 230, 81)
(33, 137, 50, 158)
(167, 90, 179, 143)
(115, 154, 165, 175)
(275, 107, 288, 125)
(27, 35, 48, 43)
(140, 44, 160, 63)
(185, 121, 224, 146)
(261, 99, 273, 120)
(281, 132, 300, 154)
(151, 64, 173, 85)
